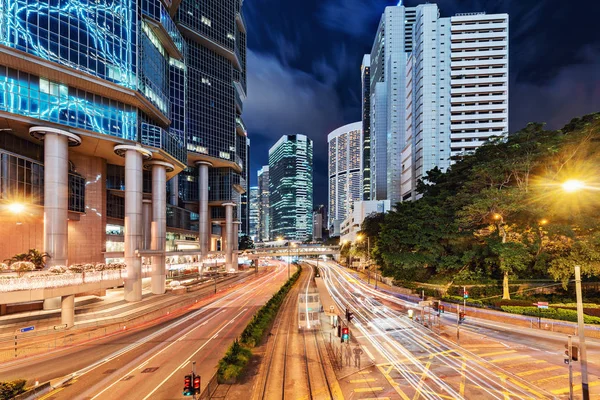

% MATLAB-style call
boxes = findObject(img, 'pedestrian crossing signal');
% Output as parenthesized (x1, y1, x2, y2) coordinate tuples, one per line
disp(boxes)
(183, 374, 193, 396)
(341, 327, 349, 343)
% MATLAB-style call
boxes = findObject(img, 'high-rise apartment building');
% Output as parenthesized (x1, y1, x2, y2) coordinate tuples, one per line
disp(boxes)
(361, 55, 371, 201)
(0, 0, 247, 304)
(257, 165, 270, 242)
(248, 186, 259, 241)
(370, 3, 508, 202)
(269, 135, 313, 241)
(328, 122, 362, 236)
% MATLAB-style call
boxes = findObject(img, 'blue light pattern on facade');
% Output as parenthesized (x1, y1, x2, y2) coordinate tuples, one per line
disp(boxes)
(0, 67, 137, 140)
(1, 0, 137, 89)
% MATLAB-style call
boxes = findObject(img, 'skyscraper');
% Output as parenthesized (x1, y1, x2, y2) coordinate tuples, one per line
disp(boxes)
(370, 3, 508, 202)
(0, 0, 248, 303)
(257, 165, 270, 242)
(248, 186, 259, 241)
(327, 122, 362, 236)
(269, 135, 313, 241)
(361, 55, 371, 201)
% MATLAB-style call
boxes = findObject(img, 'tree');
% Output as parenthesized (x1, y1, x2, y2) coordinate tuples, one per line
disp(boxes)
(4, 249, 50, 270)
(238, 235, 255, 250)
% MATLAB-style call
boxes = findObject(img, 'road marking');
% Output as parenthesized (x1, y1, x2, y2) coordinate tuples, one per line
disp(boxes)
(534, 372, 580, 384)
(142, 308, 248, 400)
(350, 378, 376, 383)
(489, 354, 529, 363)
(354, 387, 383, 393)
(362, 345, 376, 361)
(38, 387, 64, 400)
(551, 380, 600, 395)
(509, 359, 545, 368)
(477, 349, 516, 357)
(377, 365, 411, 400)
(517, 365, 561, 377)
(412, 355, 434, 400)
(459, 358, 467, 397)
(358, 371, 371, 375)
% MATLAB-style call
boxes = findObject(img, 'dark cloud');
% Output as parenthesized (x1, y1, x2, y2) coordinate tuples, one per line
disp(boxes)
(244, 0, 600, 205)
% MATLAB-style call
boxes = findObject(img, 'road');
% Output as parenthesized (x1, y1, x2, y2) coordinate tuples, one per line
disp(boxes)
(313, 260, 600, 399)
(255, 263, 335, 400)
(0, 262, 293, 399)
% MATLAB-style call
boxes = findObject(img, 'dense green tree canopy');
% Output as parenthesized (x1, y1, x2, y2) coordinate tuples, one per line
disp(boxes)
(368, 113, 600, 286)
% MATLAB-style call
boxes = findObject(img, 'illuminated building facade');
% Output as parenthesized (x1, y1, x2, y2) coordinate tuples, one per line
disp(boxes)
(0, 0, 248, 306)
(269, 135, 313, 241)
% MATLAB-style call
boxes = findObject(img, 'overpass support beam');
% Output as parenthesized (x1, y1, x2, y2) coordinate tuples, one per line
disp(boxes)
(61, 294, 75, 328)
(223, 203, 235, 270)
(115, 145, 151, 302)
(146, 161, 173, 295)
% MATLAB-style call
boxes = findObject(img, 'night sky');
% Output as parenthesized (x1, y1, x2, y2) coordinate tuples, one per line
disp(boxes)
(243, 0, 600, 206)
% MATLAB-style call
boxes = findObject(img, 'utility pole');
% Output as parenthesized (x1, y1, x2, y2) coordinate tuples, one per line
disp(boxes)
(456, 303, 460, 346)
(575, 265, 589, 400)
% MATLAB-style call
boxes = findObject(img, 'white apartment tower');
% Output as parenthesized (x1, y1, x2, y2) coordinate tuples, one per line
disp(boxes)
(371, 3, 509, 201)
(449, 13, 509, 157)
(328, 122, 363, 236)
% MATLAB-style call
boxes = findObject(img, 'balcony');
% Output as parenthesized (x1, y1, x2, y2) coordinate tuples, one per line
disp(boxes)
(140, 123, 187, 165)
(236, 116, 247, 136)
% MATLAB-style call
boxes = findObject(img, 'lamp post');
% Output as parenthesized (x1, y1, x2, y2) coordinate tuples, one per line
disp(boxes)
(562, 179, 589, 400)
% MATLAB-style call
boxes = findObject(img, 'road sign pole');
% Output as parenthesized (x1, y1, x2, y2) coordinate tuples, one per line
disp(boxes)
(14, 334, 17, 358)
(456, 303, 460, 346)
(575, 266, 589, 400)
(568, 335, 574, 400)
(192, 361, 196, 400)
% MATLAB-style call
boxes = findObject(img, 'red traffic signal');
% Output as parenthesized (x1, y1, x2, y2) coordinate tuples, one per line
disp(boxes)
(564, 344, 579, 361)
(183, 374, 193, 396)
(193, 375, 201, 394)
(341, 327, 349, 342)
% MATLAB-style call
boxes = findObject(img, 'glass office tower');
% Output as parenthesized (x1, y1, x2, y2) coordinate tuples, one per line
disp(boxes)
(0, 0, 248, 300)
(269, 135, 313, 241)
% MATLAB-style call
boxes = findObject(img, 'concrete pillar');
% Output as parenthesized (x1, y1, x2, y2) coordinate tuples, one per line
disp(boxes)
(196, 161, 212, 258)
(146, 161, 174, 295)
(170, 174, 179, 206)
(29, 127, 81, 267)
(114, 145, 151, 302)
(30, 127, 81, 311)
(61, 294, 75, 328)
(233, 221, 241, 271)
(142, 199, 152, 250)
(223, 203, 235, 270)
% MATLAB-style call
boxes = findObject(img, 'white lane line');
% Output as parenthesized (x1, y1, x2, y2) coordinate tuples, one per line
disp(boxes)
(137, 361, 150, 370)
(143, 308, 249, 400)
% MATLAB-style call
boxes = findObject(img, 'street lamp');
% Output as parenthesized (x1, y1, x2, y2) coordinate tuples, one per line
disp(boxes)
(8, 202, 25, 214)
(562, 179, 590, 400)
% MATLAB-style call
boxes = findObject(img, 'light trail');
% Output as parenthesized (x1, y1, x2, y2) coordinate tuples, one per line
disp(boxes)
(310, 260, 552, 400)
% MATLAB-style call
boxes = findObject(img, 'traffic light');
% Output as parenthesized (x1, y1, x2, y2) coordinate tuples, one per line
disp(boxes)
(193, 375, 201, 395)
(439, 304, 445, 314)
(183, 374, 193, 396)
(433, 301, 439, 312)
(345, 308, 349, 321)
(564, 344, 579, 361)
(459, 312, 465, 323)
(337, 324, 341, 337)
(348, 311, 354, 322)
(341, 327, 349, 343)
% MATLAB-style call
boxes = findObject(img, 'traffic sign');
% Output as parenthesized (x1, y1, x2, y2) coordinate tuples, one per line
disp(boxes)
(535, 302, 549, 309)
(19, 326, 34, 333)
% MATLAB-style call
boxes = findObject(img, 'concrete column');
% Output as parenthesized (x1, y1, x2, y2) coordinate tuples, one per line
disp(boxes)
(146, 161, 174, 295)
(61, 294, 75, 328)
(29, 127, 81, 267)
(170, 174, 179, 206)
(142, 199, 152, 250)
(223, 203, 235, 270)
(232, 221, 241, 271)
(196, 161, 212, 259)
(30, 127, 81, 311)
(114, 145, 151, 302)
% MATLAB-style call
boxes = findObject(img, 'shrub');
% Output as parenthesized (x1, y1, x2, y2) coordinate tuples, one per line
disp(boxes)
(0, 379, 27, 400)
(68, 264, 84, 273)
(49, 265, 67, 274)
(83, 263, 95, 271)
(0, 263, 8, 271)
(500, 306, 600, 325)
(94, 263, 106, 271)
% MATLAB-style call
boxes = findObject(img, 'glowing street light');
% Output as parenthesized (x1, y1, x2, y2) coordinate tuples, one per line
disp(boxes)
(562, 179, 585, 193)
(8, 203, 25, 214)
